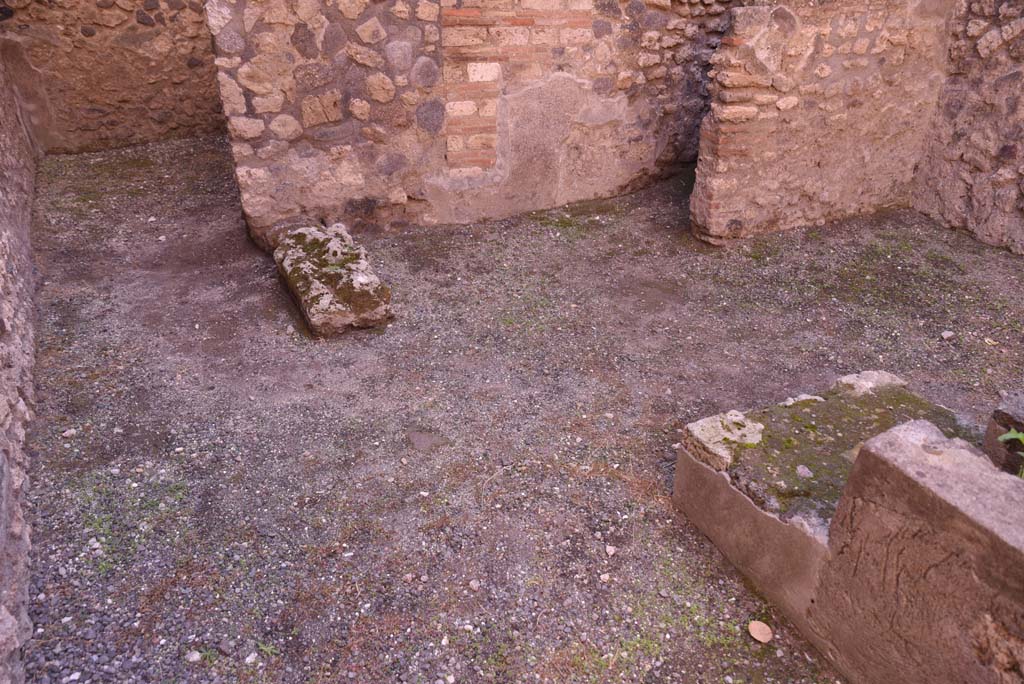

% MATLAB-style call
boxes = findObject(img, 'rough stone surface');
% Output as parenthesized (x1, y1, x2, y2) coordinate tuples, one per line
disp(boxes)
(206, 0, 737, 234)
(273, 223, 392, 335)
(833, 369, 907, 396)
(0, 0, 223, 153)
(722, 374, 974, 542)
(676, 380, 1024, 684)
(0, 53, 36, 684)
(690, 1, 951, 241)
(912, 0, 1024, 255)
(682, 409, 763, 471)
(983, 391, 1024, 474)
(809, 420, 1024, 684)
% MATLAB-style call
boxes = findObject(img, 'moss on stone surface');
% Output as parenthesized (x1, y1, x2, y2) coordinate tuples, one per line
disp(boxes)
(727, 385, 978, 529)
(274, 224, 392, 334)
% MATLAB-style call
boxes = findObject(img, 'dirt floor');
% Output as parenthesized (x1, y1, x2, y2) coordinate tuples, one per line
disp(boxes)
(22, 136, 1024, 684)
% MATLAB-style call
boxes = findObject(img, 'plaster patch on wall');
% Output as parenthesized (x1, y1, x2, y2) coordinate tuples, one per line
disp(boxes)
(424, 73, 659, 223)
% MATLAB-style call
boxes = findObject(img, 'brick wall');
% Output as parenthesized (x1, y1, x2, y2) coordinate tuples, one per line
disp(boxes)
(689, 0, 951, 241)
(0, 0, 223, 153)
(439, 0, 605, 175)
(207, 0, 737, 239)
(0, 50, 37, 684)
(436, 0, 729, 180)
(912, 0, 1024, 255)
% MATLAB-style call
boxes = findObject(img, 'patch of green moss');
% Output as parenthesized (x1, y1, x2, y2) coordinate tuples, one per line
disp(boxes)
(728, 385, 978, 525)
(818, 242, 958, 311)
(279, 231, 390, 316)
(745, 240, 782, 265)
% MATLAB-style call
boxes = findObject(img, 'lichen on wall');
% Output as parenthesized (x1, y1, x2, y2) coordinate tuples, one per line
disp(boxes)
(690, 0, 952, 241)
(0, 0, 224, 153)
(912, 0, 1024, 255)
(0, 51, 37, 684)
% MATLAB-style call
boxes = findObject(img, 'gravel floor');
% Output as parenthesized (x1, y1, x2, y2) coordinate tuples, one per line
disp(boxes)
(22, 136, 1024, 684)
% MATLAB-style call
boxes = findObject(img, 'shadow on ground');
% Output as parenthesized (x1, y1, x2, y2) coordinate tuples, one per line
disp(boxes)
(23, 136, 1023, 683)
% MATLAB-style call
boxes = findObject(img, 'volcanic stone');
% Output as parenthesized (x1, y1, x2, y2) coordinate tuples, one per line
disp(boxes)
(274, 224, 392, 335)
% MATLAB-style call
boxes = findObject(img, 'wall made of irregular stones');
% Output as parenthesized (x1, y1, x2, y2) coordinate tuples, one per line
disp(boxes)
(206, 0, 449, 246)
(0, 51, 37, 684)
(912, 0, 1024, 255)
(208, 0, 738, 240)
(0, 0, 223, 153)
(689, 0, 951, 242)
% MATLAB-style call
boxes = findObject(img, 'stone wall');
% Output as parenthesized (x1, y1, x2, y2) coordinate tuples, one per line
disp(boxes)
(206, 0, 449, 246)
(689, 0, 951, 241)
(0, 0, 223, 153)
(207, 0, 738, 243)
(912, 0, 1024, 255)
(0, 51, 37, 684)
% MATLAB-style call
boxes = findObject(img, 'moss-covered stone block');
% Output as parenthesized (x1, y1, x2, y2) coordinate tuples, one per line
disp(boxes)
(274, 223, 392, 336)
(681, 371, 977, 541)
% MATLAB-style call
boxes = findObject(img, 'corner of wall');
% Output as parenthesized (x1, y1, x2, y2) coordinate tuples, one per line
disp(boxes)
(911, 0, 1024, 254)
(692, 0, 955, 242)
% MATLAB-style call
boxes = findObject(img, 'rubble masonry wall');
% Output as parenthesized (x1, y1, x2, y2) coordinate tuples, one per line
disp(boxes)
(912, 0, 1024, 255)
(0, 51, 37, 684)
(206, 0, 742, 243)
(0, 0, 224, 153)
(689, 0, 952, 242)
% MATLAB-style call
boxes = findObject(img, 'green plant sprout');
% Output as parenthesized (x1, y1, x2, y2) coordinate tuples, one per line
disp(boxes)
(998, 429, 1024, 478)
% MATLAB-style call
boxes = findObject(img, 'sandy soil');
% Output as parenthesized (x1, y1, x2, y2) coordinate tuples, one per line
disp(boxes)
(22, 136, 1023, 683)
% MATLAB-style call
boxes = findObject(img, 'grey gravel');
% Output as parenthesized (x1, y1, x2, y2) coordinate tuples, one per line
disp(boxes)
(22, 136, 1022, 683)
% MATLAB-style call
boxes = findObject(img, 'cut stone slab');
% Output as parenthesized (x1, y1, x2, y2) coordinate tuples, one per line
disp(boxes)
(273, 223, 392, 336)
(983, 391, 1024, 475)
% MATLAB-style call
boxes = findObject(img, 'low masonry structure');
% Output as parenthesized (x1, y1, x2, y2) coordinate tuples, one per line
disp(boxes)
(674, 371, 1024, 684)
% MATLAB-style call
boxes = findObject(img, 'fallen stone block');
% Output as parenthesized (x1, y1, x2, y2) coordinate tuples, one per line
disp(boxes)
(273, 223, 392, 336)
(983, 391, 1024, 475)
(673, 372, 1024, 684)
